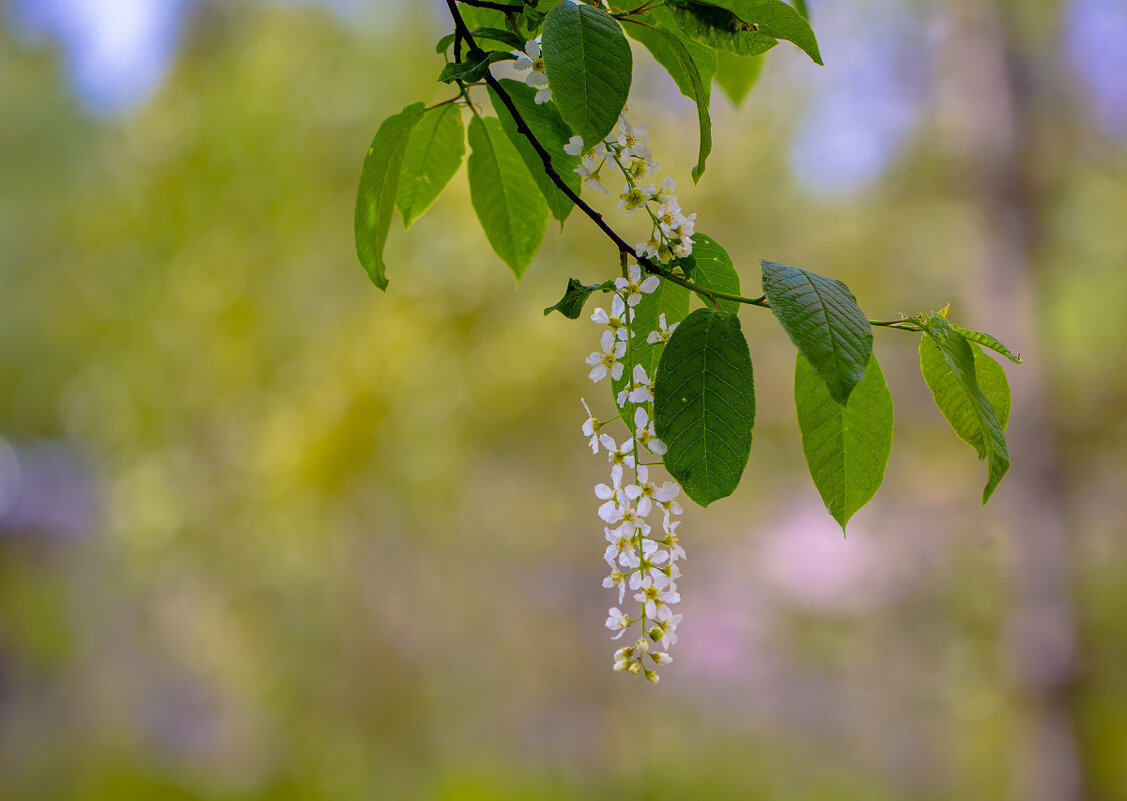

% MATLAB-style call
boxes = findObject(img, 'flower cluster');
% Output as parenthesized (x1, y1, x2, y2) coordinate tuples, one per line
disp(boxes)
(582, 279, 686, 683)
(564, 113, 697, 264)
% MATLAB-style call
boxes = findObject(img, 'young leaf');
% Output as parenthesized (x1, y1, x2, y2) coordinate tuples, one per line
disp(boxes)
(623, 11, 715, 181)
(950, 323, 1023, 364)
(611, 278, 691, 430)
(396, 104, 465, 229)
(714, 50, 764, 105)
(437, 49, 515, 84)
(542, 2, 632, 147)
(702, 0, 822, 64)
(688, 234, 741, 313)
(919, 318, 1011, 503)
(654, 309, 756, 507)
(795, 352, 894, 531)
(667, 1, 779, 58)
(761, 259, 873, 406)
(467, 116, 548, 279)
(354, 101, 426, 290)
(544, 278, 615, 319)
(488, 79, 582, 226)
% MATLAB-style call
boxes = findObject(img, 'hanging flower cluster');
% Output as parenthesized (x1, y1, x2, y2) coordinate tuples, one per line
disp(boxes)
(582, 281, 686, 683)
(564, 113, 697, 264)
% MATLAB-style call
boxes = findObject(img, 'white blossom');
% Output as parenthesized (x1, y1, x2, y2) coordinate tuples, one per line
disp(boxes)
(594, 464, 626, 524)
(513, 38, 551, 104)
(591, 294, 630, 341)
(615, 264, 660, 306)
(646, 312, 679, 346)
(585, 330, 626, 383)
(634, 407, 667, 456)
(605, 607, 630, 639)
(580, 398, 601, 453)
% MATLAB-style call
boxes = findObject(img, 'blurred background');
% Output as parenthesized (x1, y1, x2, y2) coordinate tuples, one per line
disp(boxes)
(1, 0, 1125, 798)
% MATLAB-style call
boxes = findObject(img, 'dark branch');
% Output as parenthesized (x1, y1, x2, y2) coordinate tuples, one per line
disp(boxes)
(456, 0, 525, 12)
(445, 0, 663, 274)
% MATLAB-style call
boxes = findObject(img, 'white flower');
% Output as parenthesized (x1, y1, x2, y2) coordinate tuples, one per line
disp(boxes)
(580, 398, 601, 453)
(601, 434, 635, 470)
(605, 525, 635, 569)
(591, 294, 630, 341)
(618, 183, 655, 215)
(514, 38, 551, 103)
(615, 264, 661, 306)
(616, 118, 649, 158)
(585, 330, 626, 383)
(605, 607, 630, 639)
(673, 236, 694, 259)
(594, 463, 625, 524)
(646, 313, 679, 346)
(564, 135, 584, 156)
(603, 570, 627, 603)
(575, 155, 608, 194)
(654, 612, 683, 648)
(634, 583, 681, 620)
(634, 407, 667, 456)
(628, 363, 654, 404)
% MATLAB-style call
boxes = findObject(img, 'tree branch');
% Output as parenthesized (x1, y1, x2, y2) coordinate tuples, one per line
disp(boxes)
(443, 0, 922, 331)
(456, 0, 525, 12)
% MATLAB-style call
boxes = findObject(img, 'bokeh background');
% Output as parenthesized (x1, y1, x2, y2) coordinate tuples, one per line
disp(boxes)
(2, 0, 1125, 799)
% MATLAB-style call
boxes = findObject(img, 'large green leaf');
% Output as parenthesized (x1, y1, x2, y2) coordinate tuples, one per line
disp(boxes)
(467, 116, 548, 279)
(396, 104, 465, 229)
(761, 259, 872, 406)
(542, 2, 632, 148)
(488, 79, 581, 226)
(654, 309, 756, 507)
(612, 278, 691, 429)
(919, 317, 1011, 503)
(706, 0, 822, 64)
(688, 234, 740, 313)
(714, 50, 764, 105)
(667, 1, 779, 58)
(623, 10, 714, 181)
(354, 101, 426, 290)
(795, 352, 894, 531)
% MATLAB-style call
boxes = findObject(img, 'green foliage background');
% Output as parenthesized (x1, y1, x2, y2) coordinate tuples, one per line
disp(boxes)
(2, 2, 1126, 799)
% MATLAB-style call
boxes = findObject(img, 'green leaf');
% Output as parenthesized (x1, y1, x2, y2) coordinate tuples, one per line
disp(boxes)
(795, 352, 894, 531)
(688, 234, 740, 313)
(396, 104, 465, 229)
(612, 278, 691, 430)
(437, 49, 515, 84)
(919, 317, 1011, 503)
(671, 0, 822, 64)
(471, 27, 526, 51)
(714, 50, 764, 105)
(654, 309, 756, 507)
(950, 323, 1023, 364)
(435, 33, 457, 54)
(542, 2, 632, 147)
(544, 278, 615, 319)
(623, 11, 715, 181)
(460, 7, 509, 30)
(761, 259, 873, 406)
(488, 79, 581, 226)
(354, 101, 426, 290)
(467, 115, 548, 279)
(791, 0, 809, 19)
(667, 1, 779, 58)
